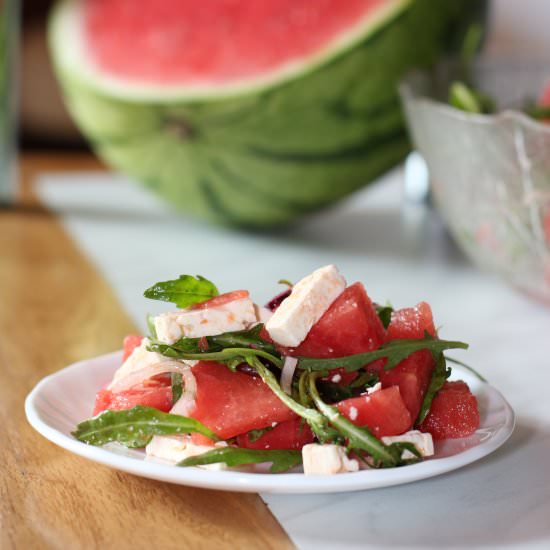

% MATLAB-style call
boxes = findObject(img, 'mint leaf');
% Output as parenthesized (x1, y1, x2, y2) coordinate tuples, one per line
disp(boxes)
(415, 353, 451, 426)
(143, 275, 219, 308)
(73, 406, 219, 448)
(297, 334, 468, 373)
(178, 447, 302, 473)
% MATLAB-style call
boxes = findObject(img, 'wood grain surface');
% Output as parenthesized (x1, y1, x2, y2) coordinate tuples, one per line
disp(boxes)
(0, 153, 294, 550)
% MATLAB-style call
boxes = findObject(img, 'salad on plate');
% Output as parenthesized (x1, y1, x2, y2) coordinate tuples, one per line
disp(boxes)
(73, 265, 480, 475)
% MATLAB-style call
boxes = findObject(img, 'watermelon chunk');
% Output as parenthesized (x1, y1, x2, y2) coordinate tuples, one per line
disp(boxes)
(236, 418, 315, 451)
(189, 361, 296, 439)
(93, 376, 173, 416)
(337, 386, 412, 437)
(122, 334, 143, 361)
(372, 302, 437, 421)
(386, 301, 436, 340)
(418, 381, 480, 440)
(284, 282, 385, 359)
(378, 350, 435, 423)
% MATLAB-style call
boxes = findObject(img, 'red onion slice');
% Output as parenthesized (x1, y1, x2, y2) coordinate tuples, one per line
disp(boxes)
(108, 360, 193, 393)
(280, 356, 298, 395)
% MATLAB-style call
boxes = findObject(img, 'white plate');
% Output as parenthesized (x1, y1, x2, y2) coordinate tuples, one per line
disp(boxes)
(25, 351, 515, 494)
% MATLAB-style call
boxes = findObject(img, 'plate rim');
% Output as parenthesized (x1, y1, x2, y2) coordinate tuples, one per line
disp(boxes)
(25, 351, 516, 494)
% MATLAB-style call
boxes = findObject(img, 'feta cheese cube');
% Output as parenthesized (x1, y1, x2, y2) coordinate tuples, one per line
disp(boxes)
(265, 265, 346, 347)
(302, 444, 359, 475)
(108, 337, 168, 388)
(381, 430, 434, 459)
(154, 296, 257, 344)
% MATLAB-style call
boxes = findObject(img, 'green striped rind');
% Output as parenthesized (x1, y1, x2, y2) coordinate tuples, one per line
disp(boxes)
(50, 0, 481, 227)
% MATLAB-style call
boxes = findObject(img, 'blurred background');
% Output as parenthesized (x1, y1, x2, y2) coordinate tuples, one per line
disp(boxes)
(18, 0, 550, 150)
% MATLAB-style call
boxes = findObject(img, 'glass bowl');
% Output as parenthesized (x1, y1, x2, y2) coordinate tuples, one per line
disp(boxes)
(400, 60, 550, 305)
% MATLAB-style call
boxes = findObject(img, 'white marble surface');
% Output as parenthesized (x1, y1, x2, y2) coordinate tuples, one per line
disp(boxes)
(36, 169, 550, 549)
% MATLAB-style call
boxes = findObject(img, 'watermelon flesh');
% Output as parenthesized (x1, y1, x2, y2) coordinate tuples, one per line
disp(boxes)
(337, 386, 412, 437)
(385, 301, 437, 340)
(418, 381, 480, 440)
(84, 0, 387, 86)
(236, 418, 315, 451)
(367, 302, 437, 421)
(283, 282, 385, 359)
(189, 361, 296, 439)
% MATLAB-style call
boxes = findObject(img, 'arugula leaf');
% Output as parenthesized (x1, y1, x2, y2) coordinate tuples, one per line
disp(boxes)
(143, 275, 219, 308)
(245, 356, 336, 443)
(525, 104, 550, 121)
(72, 406, 219, 448)
(149, 341, 283, 370)
(297, 334, 468, 373)
(306, 373, 410, 468)
(446, 356, 488, 382)
(449, 81, 483, 114)
(171, 372, 183, 405)
(148, 324, 280, 364)
(415, 353, 451, 426)
(247, 426, 274, 443)
(178, 447, 302, 473)
(349, 371, 379, 389)
(316, 381, 353, 403)
(374, 304, 393, 330)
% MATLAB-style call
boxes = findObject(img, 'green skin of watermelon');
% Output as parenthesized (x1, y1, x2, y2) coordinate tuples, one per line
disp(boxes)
(50, 0, 484, 227)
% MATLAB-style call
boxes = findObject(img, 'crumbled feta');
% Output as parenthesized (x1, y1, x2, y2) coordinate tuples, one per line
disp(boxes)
(331, 374, 342, 383)
(265, 265, 346, 347)
(302, 444, 359, 475)
(154, 296, 257, 344)
(349, 406, 358, 421)
(146, 436, 228, 471)
(108, 337, 168, 388)
(366, 382, 382, 395)
(381, 430, 434, 459)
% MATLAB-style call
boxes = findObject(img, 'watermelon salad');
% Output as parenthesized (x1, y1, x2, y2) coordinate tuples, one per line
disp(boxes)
(73, 265, 480, 474)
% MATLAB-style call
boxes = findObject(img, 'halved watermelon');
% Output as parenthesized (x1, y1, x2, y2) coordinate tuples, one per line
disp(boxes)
(50, 0, 481, 227)
(337, 386, 412, 437)
(236, 418, 315, 451)
(284, 282, 385, 359)
(189, 361, 296, 439)
(418, 380, 480, 440)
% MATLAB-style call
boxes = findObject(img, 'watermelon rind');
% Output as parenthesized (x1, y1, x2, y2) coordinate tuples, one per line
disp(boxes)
(50, 0, 482, 227)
